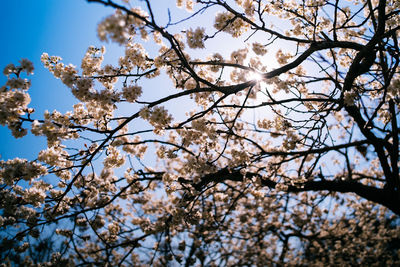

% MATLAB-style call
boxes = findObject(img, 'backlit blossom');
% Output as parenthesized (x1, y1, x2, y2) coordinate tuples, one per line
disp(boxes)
(122, 84, 142, 102)
(186, 27, 205, 49)
(214, 12, 249, 37)
(252, 42, 267, 56)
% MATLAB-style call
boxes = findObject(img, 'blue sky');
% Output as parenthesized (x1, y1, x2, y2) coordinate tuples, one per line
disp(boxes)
(0, 0, 112, 160)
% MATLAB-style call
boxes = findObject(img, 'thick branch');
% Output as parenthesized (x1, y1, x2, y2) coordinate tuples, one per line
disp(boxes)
(184, 169, 400, 215)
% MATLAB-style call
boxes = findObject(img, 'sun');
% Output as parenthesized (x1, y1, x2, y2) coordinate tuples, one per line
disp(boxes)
(247, 71, 264, 82)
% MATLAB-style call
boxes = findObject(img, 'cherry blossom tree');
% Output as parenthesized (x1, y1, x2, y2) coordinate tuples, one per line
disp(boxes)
(1, 0, 400, 265)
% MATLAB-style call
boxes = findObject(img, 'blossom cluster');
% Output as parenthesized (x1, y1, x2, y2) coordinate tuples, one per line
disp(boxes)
(38, 145, 72, 168)
(97, 7, 149, 45)
(343, 90, 357, 106)
(186, 27, 205, 49)
(122, 42, 150, 71)
(31, 111, 79, 146)
(81, 46, 105, 76)
(41, 51, 121, 121)
(41, 53, 78, 88)
(214, 12, 250, 37)
(0, 60, 34, 138)
(0, 158, 47, 186)
(103, 146, 125, 168)
(230, 48, 248, 64)
(235, 0, 255, 17)
(3, 59, 34, 76)
(140, 106, 173, 131)
(275, 49, 292, 65)
(122, 84, 142, 102)
(121, 135, 148, 159)
(252, 42, 267, 56)
(97, 9, 135, 44)
(176, 0, 195, 12)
